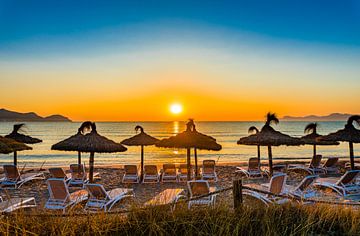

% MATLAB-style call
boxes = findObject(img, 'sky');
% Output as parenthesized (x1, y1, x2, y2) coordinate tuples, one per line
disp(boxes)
(0, 0, 359, 121)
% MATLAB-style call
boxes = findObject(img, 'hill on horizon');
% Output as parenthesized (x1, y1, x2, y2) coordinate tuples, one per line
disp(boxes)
(0, 108, 71, 122)
(282, 113, 353, 121)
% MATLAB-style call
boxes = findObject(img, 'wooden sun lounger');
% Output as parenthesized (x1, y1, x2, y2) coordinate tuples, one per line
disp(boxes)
(145, 188, 185, 210)
(187, 180, 217, 209)
(122, 165, 140, 183)
(161, 164, 178, 182)
(0, 197, 37, 213)
(201, 160, 218, 182)
(236, 157, 264, 178)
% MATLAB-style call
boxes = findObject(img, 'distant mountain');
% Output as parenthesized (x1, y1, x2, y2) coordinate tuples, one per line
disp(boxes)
(0, 108, 71, 122)
(282, 113, 353, 121)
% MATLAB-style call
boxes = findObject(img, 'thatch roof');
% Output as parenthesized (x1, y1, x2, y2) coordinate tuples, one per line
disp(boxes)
(319, 115, 360, 143)
(5, 124, 42, 144)
(52, 122, 127, 153)
(0, 141, 12, 154)
(156, 120, 222, 151)
(121, 125, 159, 146)
(237, 125, 304, 146)
(0, 136, 32, 152)
(301, 132, 339, 145)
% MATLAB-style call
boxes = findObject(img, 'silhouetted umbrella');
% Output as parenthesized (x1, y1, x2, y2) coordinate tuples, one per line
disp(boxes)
(156, 120, 221, 180)
(0, 140, 13, 154)
(0, 136, 32, 164)
(52, 121, 93, 165)
(319, 115, 360, 170)
(5, 124, 42, 166)
(121, 125, 159, 181)
(300, 123, 339, 157)
(248, 126, 261, 162)
(237, 113, 304, 176)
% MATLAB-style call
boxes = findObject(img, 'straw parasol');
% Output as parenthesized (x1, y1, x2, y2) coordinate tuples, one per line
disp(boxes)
(156, 119, 221, 180)
(300, 123, 339, 157)
(121, 125, 159, 181)
(51, 121, 93, 165)
(319, 115, 360, 170)
(0, 136, 32, 164)
(5, 124, 42, 166)
(248, 126, 261, 162)
(237, 113, 304, 176)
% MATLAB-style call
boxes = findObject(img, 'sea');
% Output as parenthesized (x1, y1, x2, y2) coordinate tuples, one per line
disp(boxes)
(0, 121, 358, 168)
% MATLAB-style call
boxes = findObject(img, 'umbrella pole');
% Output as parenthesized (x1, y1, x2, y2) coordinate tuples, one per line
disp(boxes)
(313, 145, 317, 157)
(141, 145, 144, 182)
(194, 148, 198, 179)
(349, 142, 355, 170)
(257, 145, 261, 163)
(89, 152, 95, 183)
(187, 148, 191, 180)
(267, 146, 273, 176)
(78, 151, 81, 165)
(13, 151, 17, 166)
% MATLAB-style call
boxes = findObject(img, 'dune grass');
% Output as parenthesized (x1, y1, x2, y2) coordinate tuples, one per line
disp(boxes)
(1, 203, 360, 235)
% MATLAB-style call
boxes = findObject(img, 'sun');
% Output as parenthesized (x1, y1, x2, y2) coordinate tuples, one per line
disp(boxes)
(170, 103, 183, 114)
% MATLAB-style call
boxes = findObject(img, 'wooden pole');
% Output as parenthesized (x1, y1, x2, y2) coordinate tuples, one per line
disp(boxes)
(257, 145, 261, 163)
(268, 146, 273, 176)
(13, 151, 17, 166)
(187, 148, 191, 180)
(89, 152, 95, 183)
(233, 178, 243, 209)
(194, 148, 198, 179)
(140, 145, 144, 182)
(78, 151, 81, 165)
(349, 142, 355, 170)
(313, 144, 317, 158)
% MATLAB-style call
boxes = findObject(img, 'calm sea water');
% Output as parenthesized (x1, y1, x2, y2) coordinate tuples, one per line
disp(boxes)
(0, 121, 358, 168)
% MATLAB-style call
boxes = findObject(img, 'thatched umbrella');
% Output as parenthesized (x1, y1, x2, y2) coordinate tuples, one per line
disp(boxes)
(300, 123, 339, 157)
(0, 140, 14, 154)
(319, 115, 360, 170)
(52, 121, 93, 165)
(248, 126, 261, 162)
(237, 113, 304, 176)
(0, 136, 32, 164)
(121, 125, 159, 181)
(156, 120, 221, 180)
(5, 124, 42, 166)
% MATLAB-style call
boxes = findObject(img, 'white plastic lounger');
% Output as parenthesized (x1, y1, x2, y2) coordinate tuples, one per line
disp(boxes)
(178, 164, 192, 182)
(45, 178, 88, 213)
(284, 175, 318, 199)
(243, 173, 288, 206)
(143, 165, 160, 183)
(201, 160, 218, 182)
(1, 165, 45, 189)
(321, 157, 339, 174)
(288, 155, 324, 175)
(236, 157, 264, 178)
(187, 180, 217, 209)
(314, 170, 360, 197)
(161, 164, 178, 182)
(49, 167, 72, 183)
(122, 165, 140, 183)
(0, 197, 37, 213)
(145, 188, 185, 210)
(85, 184, 134, 212)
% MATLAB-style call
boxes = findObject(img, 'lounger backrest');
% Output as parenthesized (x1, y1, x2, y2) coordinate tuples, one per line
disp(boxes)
(179, 164, 190, 174)
(47, 178, 69, 201)
(323, 157, 338, 168)
(124, 165, 138, 175)
(70, 164, 86, 180)
(187, 180, 210, 197)
(3, 165, 20, 181)
(49, 168, 66, 178)
(163, 164, 176, 175)
(309, 155, 322, 168)
(296, 175, 317, 192)
(144, 165, 158, 175)
(337, 170, 360, 186)
(269, 174, 286, 195)
(203, 160, 215, 174)
(86, 184, 108, 200)
(248, 158, 260, 171)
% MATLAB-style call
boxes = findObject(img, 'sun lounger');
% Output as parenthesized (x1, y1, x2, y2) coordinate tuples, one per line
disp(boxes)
(85, 184, 134, 212)
(122, 165, 140, 183)
(201, 160, 218, 182)
(178, 164, 192, 182)
(161, 164, 178, 182)
(284, 175, 318, 199)
(1, 165, 45, 189)
(49, 167, 72, 183)
(288, 155, 324, 175)
(143, 165, 160, 183)
(45, 178, 88, 213)
(0, 197, 37, 213)
(236, 157, 264, 178)
(314, 170, 360, 197)
(187, 180, 217, 209)
(243, 173, 288, 206)
(145, 188, 185, 210)
(321, 157, 339, 174)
